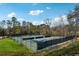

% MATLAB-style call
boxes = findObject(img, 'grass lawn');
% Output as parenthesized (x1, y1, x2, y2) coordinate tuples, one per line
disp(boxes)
(46, 40, 79, 56)
(0, 38, 32, 56)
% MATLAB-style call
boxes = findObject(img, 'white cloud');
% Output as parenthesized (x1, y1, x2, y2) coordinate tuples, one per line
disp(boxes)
(62, 15, 69, 24)
(17, 18, 25, 21)
(7, 12, 16, 18)
(29, 10, 44, 16)
(51, 15, 68, 27)
(46, 7, 51, 10)
(32, 21, 44, 25)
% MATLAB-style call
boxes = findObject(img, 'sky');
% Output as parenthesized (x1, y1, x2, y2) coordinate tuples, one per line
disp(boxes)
(0, 3, 77, 25)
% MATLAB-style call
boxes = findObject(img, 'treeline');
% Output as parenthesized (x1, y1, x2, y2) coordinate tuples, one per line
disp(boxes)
(0, 16, 69, 36)
(0, 17, 53, 36)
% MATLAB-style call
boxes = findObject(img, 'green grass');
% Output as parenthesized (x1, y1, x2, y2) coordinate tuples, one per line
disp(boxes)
(0, 38, 31, 56)
(46, 41, 79, 56)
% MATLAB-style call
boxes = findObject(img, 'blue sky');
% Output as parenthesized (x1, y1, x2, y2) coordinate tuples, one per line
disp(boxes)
(0, 3, 77, 25)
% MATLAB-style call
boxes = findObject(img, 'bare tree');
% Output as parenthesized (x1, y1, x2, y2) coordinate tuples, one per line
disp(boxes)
(59, 16, 65, 36)
(44, 18, 52, 36)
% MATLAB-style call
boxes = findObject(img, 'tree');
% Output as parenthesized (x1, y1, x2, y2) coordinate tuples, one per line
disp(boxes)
(11, 17, 17, 35)
(21, 21, 27, 35)
(67, 5, 79, 45)
(67, 14, 75, 36)
(24, 22, 33, 35)
(44, 18, 52, 36)
(6, 20, 12, 36)
(59, 16, 65, 36)
(15, 21, 21, 35)
(1, 20, 6, 36)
